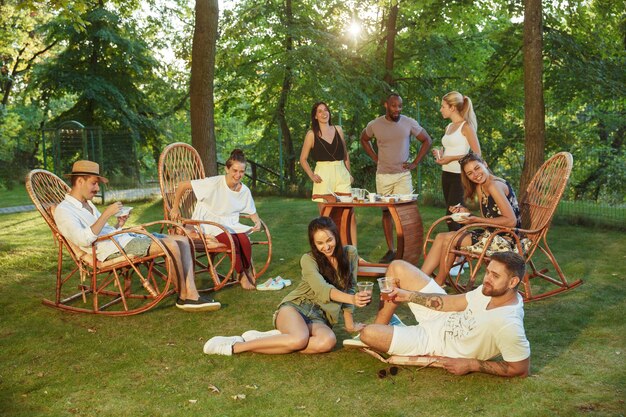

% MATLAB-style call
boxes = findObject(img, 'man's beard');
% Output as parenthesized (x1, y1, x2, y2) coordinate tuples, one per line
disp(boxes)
(482, 283, 508, 297)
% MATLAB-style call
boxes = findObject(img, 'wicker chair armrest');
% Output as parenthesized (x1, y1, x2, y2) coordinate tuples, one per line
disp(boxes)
(177, 219, 231, 236)
(423, 215, 454, 255)
(88, 227, 170, 269)
(239, 214, 268, 232)
(442, 222, 525, 260)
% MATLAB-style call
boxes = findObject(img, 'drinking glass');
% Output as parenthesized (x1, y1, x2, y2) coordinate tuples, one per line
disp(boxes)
(377, 277, 395, 301)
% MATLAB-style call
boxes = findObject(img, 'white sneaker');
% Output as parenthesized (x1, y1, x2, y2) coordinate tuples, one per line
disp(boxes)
(343, 334, 367, 348)
(241, 329, 282, 342)
(274, 276, 292, 287)
(256, 277, 285, 291)
(203, 336, 244, 355)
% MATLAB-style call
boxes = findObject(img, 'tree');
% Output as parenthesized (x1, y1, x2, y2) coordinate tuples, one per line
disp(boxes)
(275, 0, 295, 182)
(520, 0, 545, 198)
(190, 0, 219, 175)
(383, 0, 399, 87)
(32, 2, 160, 134)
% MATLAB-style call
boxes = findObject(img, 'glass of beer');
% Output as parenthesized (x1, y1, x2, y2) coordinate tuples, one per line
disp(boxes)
(357, 281, 374, 305)
(377, 277, 395, 301)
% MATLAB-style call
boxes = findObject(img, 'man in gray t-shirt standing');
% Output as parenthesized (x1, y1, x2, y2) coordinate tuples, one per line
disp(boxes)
(360, 93, 432, 263)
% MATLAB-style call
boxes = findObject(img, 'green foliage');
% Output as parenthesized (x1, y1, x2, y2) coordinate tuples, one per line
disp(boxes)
(0, 0, 623, 206)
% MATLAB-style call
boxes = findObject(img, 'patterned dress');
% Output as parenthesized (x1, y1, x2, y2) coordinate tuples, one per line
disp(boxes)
(469, 179, 521, 246)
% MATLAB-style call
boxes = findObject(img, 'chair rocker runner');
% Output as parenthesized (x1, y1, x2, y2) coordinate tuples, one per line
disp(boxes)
(423, 152, 582, 302)
(26, 169, 187, 316)
(158, 142, 272, 291)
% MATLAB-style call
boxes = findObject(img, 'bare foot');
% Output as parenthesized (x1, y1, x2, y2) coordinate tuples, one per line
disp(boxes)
(239, 273, 256, 290)
(243, 267, 256, 286)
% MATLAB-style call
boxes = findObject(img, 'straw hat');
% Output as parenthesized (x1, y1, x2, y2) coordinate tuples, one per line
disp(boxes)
(66, 160, 109, 183)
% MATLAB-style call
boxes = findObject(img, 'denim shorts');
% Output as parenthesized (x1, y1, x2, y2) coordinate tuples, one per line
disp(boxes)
(273, 300, 330, 328)
(105, 233, 166, 260)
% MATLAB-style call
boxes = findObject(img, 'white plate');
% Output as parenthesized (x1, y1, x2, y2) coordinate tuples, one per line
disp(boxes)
(451, 212, 470, 222)
(115, 206, 133, 217)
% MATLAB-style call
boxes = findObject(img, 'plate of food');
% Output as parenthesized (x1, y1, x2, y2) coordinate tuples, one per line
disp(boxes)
(451, 212, 470, 222)
(115, 206, 133, 217)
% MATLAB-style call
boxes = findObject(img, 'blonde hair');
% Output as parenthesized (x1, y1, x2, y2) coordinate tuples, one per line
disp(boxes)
(442, 91, 477, 132)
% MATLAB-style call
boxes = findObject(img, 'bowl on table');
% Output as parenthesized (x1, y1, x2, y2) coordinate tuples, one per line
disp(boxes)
(399, 194, 418, 201)
(337, 195, 353, 203)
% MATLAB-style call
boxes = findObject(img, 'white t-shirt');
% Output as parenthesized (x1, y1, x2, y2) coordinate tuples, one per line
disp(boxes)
(421, 286, 530, 362)
(441, 121, 470, 174)
(191, 176, 257, 236)
(365, 115, 423, 174)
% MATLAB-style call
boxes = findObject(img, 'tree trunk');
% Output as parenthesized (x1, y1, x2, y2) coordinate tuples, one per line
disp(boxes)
(276, 0, 295, 182)
(520, 0, 545, 199)
(383, 0, 398, 87)
(190, 0, 219, 176)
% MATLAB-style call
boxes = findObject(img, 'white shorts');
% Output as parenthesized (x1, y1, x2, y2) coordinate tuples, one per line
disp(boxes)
(387, 279, 449, 356)
(312, 161, 352, 202)
(376, 172, 413, 195)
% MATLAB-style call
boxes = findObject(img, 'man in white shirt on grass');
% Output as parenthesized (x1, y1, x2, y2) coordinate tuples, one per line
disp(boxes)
(351, 251, 531, 377)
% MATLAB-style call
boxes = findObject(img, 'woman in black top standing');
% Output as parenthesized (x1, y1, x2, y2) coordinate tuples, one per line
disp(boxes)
(299, 102, 353, 212)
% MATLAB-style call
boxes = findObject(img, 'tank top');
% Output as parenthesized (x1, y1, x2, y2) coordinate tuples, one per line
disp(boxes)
(480, 180, 522, 230)
(441, 121, 470, 174)
(310, 127, 345, 162)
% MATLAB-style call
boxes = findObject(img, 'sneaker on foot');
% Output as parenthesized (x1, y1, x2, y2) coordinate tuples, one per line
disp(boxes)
(343, 333, 367, 348)
(241, 329, 282, 342)
(176, 295, 221, 312)
(378, 249, 397, 264)
(203, 336, 244, 355)
(389, 314, 406, 327)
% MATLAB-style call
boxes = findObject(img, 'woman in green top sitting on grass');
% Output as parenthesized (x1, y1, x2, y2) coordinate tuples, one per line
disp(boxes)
(203, 216, 371, 356)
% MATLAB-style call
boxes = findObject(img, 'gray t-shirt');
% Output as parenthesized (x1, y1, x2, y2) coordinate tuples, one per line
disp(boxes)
(365, 115, 423, 174)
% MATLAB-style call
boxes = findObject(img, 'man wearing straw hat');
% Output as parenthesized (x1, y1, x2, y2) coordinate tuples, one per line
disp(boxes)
(54, 160, 220, 312)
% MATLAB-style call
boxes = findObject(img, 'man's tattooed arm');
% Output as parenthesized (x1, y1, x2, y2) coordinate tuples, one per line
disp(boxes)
(407, 292, 444, 310)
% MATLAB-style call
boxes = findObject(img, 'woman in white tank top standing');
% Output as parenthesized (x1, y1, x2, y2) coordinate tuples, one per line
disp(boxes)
(434, 91, 481, 232)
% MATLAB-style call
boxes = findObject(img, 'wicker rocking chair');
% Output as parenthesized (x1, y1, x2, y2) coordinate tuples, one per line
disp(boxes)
(26, 169, 185, 315)
(423, 152, 583, 302)
(158, 142, 272, 291)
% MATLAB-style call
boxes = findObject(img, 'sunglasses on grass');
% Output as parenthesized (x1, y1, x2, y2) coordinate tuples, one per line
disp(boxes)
(377, 366, 399, 379)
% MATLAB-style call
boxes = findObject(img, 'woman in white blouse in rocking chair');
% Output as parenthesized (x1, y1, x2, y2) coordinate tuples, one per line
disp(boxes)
(171, 149, 263, 290)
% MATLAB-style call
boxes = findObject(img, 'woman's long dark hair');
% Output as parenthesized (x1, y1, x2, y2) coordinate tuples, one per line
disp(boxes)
(310, 102, 333, 139)
(307, 216, 351, 290)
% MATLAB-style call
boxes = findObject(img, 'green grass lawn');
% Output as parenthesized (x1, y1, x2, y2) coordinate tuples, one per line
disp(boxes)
(0, 197, 624, 416)
(0, 184, 31, 208)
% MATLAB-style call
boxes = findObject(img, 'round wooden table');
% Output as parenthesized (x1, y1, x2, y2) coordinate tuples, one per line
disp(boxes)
(320, 199, 423, 277)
